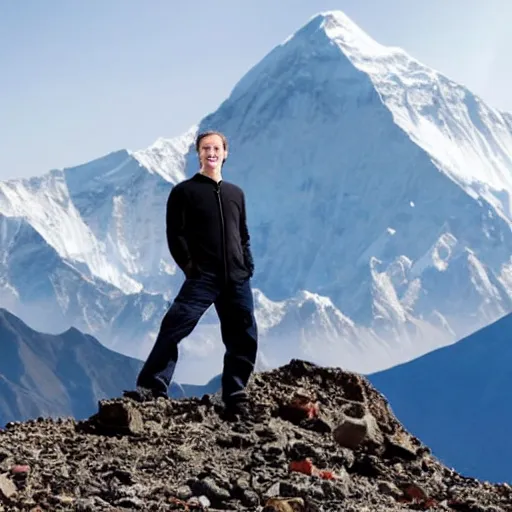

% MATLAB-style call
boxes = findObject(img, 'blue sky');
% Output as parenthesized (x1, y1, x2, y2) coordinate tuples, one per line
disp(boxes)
(1, 0, 510, 179)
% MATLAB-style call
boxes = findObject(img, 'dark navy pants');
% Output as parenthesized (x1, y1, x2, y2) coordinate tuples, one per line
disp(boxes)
(136, 271, 258, 404)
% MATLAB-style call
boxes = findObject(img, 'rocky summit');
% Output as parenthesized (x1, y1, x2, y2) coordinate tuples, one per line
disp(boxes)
(0, 360, 510, 511)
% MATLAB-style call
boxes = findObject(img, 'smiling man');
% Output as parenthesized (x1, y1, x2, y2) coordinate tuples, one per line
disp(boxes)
(125, 131, 258, 420)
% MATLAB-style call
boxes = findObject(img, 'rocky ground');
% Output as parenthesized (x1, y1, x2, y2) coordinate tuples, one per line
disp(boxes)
(0, 359, 510, 511)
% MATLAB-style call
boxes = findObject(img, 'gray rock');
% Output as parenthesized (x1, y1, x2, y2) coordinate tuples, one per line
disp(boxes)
(176, 484, 193, 500)
(384, 438, 418, 461)
(287, 440, 323, 462)
(196, 476, 231, 502)
(242, 489, 260, 507)
(96, 401, 144, 435)
(234, 477, 250, 491)
(0, 473, 17, 499)
(280, 479, 325, 501)
(74, 497, 97, 511)
(115, 496, 145, 508)
(264, 482, 281, 498)
(333, 413, 384, 450)
(188, 495, 211, 508)
(321, 477, 349, 500)
(377, 480, 403, 498)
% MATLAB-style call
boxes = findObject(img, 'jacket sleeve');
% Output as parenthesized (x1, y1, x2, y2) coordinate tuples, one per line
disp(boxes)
(240, 192, 255, 276)
(166, 185, 191, 271)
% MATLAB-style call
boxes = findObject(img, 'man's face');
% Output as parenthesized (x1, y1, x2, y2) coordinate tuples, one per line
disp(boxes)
(198, 134, 227, 171)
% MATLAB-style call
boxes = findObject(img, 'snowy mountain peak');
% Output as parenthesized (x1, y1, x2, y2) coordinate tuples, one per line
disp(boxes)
(282, 10, 402, 61)
(226, 9, 410, 124)
(131, 125, 197, 183)
(315, 10, 399, 58)
(305, 11, 512, 220)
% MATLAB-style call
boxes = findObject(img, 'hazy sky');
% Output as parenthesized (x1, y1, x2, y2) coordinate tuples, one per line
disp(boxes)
(1, 0, 511, 180)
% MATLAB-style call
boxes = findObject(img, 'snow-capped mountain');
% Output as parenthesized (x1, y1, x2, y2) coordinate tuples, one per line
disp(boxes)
(0, 211, 169, 353)
(189, 10, 512, 351)
(1, 11, 512, 381)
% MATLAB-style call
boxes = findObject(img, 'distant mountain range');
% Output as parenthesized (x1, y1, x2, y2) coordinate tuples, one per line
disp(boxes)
(369, 311, 512, 484)
(0, 307, 141, 426)
(0, 308, 219, 427)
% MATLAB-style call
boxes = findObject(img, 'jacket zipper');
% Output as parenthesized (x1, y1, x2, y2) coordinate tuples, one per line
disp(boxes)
(215, 184, 228, 283)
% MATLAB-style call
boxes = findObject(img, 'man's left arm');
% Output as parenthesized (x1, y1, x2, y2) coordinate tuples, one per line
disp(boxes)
(240, 191, 255, 277)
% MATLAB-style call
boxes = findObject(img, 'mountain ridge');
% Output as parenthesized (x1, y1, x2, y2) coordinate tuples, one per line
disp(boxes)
(0, 307, 143, 427)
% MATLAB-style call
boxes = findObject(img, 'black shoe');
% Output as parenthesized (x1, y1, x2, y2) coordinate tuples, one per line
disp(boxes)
(123, 387, 167, 402)
(222, 399, 252, 422)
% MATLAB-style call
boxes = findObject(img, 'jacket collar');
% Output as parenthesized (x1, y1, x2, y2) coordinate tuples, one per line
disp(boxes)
(192, 172, 223, 185)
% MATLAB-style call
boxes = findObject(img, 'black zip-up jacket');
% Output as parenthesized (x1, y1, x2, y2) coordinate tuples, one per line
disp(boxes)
(166, 172, 254, 282)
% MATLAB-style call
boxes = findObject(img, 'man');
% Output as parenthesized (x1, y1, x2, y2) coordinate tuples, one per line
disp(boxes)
(125, 130, 258, 419)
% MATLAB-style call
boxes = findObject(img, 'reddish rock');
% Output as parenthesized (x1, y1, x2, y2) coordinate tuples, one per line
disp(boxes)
(402, 482, 428, 501)
(11, 465, 30, 475)
(278, 389, 320, 425)
(289, 458, 315, 476)
(289, 458, 339, 480)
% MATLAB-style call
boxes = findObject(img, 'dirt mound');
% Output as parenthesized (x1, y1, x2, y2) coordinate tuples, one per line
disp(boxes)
(0, 359, 510, 511)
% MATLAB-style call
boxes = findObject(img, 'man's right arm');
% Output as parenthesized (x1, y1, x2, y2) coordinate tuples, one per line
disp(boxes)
(166, 185, 192, 272)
